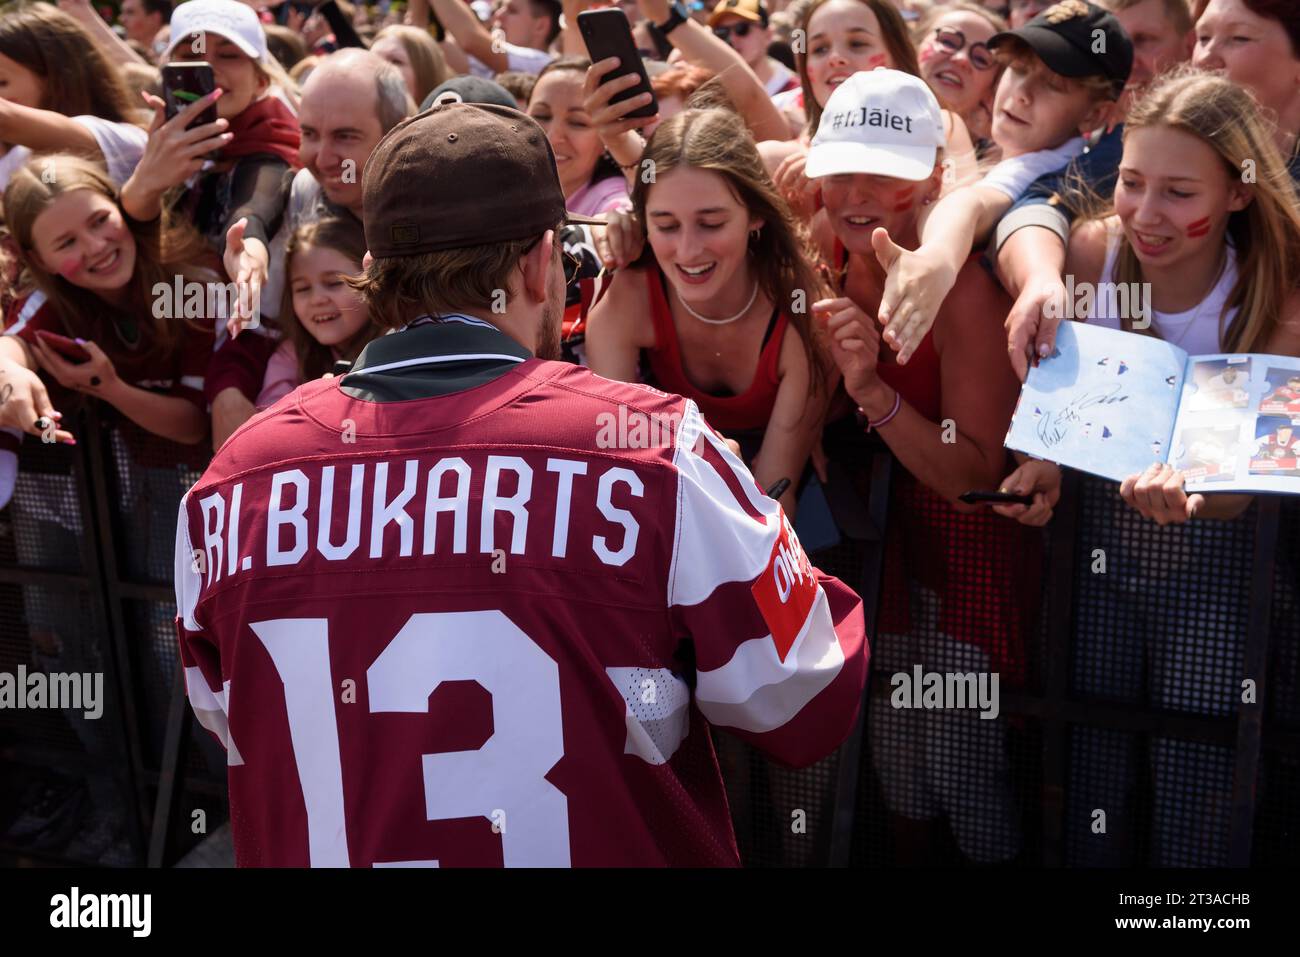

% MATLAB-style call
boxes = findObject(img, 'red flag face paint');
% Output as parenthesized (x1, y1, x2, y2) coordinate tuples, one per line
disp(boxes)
(1186, 216, 1212, 239)
(892, 185, 917, 213)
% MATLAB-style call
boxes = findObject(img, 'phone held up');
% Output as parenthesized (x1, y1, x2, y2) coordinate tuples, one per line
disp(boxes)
(161, 61, 219, 130)
(577, 8, 659, 119)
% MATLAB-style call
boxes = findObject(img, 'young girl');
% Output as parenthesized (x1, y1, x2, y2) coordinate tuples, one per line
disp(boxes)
(257, 217, 379, 409)
(808, 69, 1036, 865)
(760, 0, 980, 219)
(915, 1, 1006, 156)
(997, 69, 1300, 866)
(122, 0, 302, 336)
(0, 154, 222, 854)
(585, 107, 828, 516)
(0, 155, 215, 446)
(0, 3, 147, 191)
(371, 25, 452, 106)
(527, 58, 632, 218)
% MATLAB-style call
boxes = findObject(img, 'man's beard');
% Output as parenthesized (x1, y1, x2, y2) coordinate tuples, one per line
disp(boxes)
(535, 297, 562, 360)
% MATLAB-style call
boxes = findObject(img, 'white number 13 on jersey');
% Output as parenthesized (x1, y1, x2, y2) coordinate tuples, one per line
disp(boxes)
(251, 611, 570, 867)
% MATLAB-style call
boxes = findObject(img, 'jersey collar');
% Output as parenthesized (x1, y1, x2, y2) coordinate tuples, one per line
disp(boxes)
(340, 314, 533, 402)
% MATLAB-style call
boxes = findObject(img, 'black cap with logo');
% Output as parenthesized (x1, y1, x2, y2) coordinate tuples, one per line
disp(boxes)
(989, 0, 1134, 98)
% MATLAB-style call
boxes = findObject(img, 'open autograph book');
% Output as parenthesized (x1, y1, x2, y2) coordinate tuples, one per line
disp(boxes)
(1005, 322, 1300, 494)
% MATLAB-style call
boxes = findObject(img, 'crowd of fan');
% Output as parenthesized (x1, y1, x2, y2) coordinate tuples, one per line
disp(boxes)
(0, 0, 1297, 866)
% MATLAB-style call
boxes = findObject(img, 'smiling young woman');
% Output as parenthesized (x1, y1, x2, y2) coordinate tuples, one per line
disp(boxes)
(585, 107, 828, 517)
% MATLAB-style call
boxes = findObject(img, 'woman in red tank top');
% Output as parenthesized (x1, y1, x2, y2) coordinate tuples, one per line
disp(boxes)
(808, 70, 1038, 865)
(586, 107, 830, 516)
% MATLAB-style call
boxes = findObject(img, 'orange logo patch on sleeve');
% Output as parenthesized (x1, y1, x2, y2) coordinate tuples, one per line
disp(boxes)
(750, 511, 819, 662)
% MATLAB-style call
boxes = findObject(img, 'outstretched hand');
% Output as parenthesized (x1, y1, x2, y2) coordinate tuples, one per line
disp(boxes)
(871, 226, 956, 366)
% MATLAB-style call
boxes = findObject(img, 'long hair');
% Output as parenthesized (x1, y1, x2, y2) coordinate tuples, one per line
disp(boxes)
(280, 217, 380, 384)
(2, 154, 213, 363)
(1100, 68, 1300, 351)
(373, 25, 451, 106)
(530, 57, 624, 189)
(795, 0, 920, 136)
(631, 107, 827, 398)
(0, 2, 135, 124)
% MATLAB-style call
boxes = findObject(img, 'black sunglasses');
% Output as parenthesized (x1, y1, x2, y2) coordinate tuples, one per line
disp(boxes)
(933, 26, 995, 71)
(713, 21, 756, 42)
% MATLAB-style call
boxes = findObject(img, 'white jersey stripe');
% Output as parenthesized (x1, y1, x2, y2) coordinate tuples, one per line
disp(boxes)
(694, 587, 844, 732)
(668, 402, 781, 608)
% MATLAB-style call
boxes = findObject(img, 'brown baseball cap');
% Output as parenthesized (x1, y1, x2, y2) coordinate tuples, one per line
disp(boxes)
(362, 103, 604, 259)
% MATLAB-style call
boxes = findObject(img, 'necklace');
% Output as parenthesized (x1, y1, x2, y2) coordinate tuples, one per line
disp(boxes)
(676, 280, 759, 325)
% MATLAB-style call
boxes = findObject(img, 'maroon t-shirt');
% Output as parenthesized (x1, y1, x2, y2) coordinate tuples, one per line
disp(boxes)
(174, 334, 868, 867)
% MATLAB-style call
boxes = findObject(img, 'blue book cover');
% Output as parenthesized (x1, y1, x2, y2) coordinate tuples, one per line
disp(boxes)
(1004, 322, 1300, 494)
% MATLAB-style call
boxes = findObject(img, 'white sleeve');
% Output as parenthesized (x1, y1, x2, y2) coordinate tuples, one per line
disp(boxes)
(505, 44, 555, 75)
(71, 116, 148, 187)
(978, 135, 1086, 201)
(666, 402, 868, 766)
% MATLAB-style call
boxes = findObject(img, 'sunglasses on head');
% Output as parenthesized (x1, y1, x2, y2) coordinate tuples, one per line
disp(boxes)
(713, 21, 756, 42)
(933, 26, 995, 71)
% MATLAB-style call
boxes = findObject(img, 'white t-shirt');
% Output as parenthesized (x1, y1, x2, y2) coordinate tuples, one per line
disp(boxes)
(978, 136, 1085, 201)
(0, 115, 147, 191)
(468, 42, 555, 77)
(764, 61, 798, 98)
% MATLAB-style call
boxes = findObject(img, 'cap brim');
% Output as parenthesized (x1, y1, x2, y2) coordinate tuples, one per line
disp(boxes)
(169, 28, 262, 62)
(565, 211, 608, 227)
(805, 142, 936, 181)
(988, 27, 1094, 79)
(708, 9, 762, 25)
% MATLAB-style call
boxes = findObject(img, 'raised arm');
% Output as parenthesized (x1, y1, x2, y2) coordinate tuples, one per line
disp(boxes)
(429, 0, 508, 73)
(57, 0, 148, 68)
(636, 0, 787, 144)
(871, 183, 1010, 363)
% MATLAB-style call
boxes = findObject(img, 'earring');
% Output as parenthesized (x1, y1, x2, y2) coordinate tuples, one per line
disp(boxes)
(749, 226, 762, 242)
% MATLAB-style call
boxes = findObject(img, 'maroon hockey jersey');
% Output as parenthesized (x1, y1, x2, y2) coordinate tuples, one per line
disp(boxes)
(174, 320, 868, 866)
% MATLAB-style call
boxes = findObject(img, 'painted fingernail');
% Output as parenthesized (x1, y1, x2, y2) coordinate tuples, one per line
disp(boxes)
(1039, 343, 1051, 356)
(74, 338, 85, 344)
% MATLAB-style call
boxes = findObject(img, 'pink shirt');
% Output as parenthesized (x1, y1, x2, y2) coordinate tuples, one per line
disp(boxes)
(257, 339, 300, 410)
(566, 176, 631, 218)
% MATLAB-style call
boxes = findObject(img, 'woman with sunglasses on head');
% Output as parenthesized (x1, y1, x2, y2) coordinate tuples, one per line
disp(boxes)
(585, 107, 829, 517)
(915, 2, 1007, 159)
(759, 0, 981, 221)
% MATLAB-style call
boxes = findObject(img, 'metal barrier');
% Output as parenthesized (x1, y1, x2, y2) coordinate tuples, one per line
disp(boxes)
(1, 408, 1295, 867)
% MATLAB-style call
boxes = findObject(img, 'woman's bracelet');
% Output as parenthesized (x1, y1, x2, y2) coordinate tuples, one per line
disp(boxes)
(858, 389, 901, 432)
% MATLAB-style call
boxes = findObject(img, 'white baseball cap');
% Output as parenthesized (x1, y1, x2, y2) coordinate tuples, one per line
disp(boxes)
(805, 70, 945, 181)
(167, 0, 269, 63)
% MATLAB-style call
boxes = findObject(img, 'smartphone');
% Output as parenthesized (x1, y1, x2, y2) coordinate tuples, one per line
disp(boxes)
(161, 62, 219, 131)
(35, 331, 91, 364)
(958, 489, 1035, 507)
(577, 9, 658, 119)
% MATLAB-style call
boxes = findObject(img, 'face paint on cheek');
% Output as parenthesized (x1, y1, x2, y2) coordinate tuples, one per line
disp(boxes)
(867, 52, 888, 69)
(56, 257, 82, 279)
(892, 185, 916, 213)
(1185, 216, 1212, 239)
